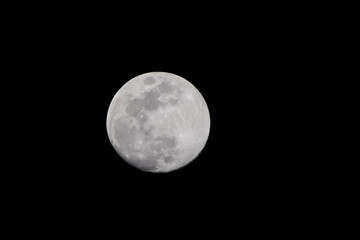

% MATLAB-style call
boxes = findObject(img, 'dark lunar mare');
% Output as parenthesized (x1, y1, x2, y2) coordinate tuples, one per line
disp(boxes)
(125, 99, 143, 117)
(164, 156, 174, 163)
(125, 89, 162, 117)
(143, 90, 162, 111)
(144, 77, 156, 85)
(158, 81, 174, 93)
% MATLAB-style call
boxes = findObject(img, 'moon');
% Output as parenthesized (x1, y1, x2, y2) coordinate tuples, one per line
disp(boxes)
(106, 72, 210, 173)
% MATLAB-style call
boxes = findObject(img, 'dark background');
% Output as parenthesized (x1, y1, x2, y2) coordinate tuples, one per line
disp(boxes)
(6, 2, 328, 235)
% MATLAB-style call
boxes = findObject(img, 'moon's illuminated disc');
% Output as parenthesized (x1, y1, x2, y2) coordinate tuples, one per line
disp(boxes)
(106, 72, 210, 173)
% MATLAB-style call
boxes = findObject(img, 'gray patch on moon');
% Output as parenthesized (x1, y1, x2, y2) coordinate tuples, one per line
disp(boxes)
(125, 98, 143, 117)
(114, 120, 137, 149)
(138, 114, 147, 126)
(169, 98, 178, 106)
(125, 89, 162, 117)
(153, 136, 177, 151)
(158, 81, 174, 93)
(150, 136, 178, 160)
(164, 156, 174, 163)
(144, 77, 156, 85)
(143, 90, 162, 111)
(139, 159, 158, 171)
(138, 118, 154, 142)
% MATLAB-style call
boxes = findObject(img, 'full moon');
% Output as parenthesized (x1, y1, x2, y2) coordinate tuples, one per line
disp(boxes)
(106, 72, 210, 173)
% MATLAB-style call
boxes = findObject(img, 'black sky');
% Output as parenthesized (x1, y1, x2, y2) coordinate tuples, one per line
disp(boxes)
(7, 4, 322, 234)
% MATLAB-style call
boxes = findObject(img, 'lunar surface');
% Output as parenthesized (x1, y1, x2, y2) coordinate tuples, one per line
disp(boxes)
(106, 72, 210, 173)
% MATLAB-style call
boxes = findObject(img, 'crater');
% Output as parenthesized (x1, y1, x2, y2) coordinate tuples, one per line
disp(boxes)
(158, 81, 174, 93)
(139, 123, 154, 142)
(142, 127, 153, 141)
(144, 77, 156, 85)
